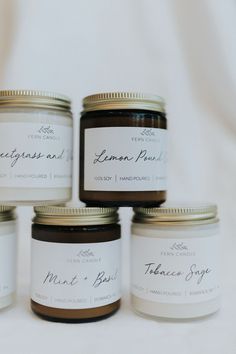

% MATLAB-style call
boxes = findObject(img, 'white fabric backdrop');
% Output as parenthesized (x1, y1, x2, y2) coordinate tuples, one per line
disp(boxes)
(0, 0, 235, 353)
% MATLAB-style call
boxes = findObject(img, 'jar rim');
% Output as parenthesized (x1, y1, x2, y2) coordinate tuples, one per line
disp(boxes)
(0, 90, 71, 113)
(0, 206, 16, 222)
(33, 205, 119, 226)
(133, 203, 218, 225)
(83, 92, 165, 113)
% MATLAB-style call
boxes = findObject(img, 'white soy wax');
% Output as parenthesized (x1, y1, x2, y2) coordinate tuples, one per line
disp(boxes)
(0, 90, 73, 205)
(0, 207, 17, 310)
(131, 204, 220, 320)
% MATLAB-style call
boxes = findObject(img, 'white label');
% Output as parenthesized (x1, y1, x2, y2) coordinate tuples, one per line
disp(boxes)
(84, 127, 167, 191)
(0, 122, 72, 188)
(131, 233, 220, 304)
(0, 233, 16, 297)
(31, 239, 121, 309)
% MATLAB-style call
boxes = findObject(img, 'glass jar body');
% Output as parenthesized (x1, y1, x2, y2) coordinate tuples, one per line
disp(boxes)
(80, 109, 167, 206)
(131, 221, 220, 320)
(0, 107, 73, 205)
(31, 223, 121, 322)
(0, 220, 17, 310)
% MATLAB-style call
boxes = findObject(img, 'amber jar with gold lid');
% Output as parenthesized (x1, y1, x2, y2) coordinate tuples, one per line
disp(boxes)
(31, 206, 121, 322)
(80, 92, 167, 206)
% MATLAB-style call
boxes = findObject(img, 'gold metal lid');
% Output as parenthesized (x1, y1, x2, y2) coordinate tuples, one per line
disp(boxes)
(133, 203, 218, 225)
(33, 206, 119, 226)
(0, 206, 16, 222)
(0, 90, 71, 112)
(83, 92, 165, 113)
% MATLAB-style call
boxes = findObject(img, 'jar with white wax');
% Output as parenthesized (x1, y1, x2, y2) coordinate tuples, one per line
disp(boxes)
(0, 206, 17, 310)
(0, 90, 73, 205)
(131, 204, 220, 320)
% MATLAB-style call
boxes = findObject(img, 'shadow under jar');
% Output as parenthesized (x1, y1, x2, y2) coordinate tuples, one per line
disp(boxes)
(31, 206, 121, 323)
(80, 92, 167, 207)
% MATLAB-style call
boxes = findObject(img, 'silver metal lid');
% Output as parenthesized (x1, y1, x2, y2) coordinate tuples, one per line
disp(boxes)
(83, 92, 165, 113)
(0, 206, 16, 222)
(133, 203, 218, 225)
(0, 90, 71, 112)
(34, 205, 119, 226)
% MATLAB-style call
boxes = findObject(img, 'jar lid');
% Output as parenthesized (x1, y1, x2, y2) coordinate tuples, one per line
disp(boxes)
(0, 90, 71, 112)
(83, 92, 165, 113)
(33, 206, 119, 226)
(0, 206, 16, 222)
(133, 203, 218, 224)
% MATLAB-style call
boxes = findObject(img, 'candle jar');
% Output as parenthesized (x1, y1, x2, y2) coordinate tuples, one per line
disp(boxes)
(80, 92, 167, 206)
(131, 204, 220, 320)
(0, 206, 17, 310)
(31, 206, 121, 322)
(0, 90, 73, 205)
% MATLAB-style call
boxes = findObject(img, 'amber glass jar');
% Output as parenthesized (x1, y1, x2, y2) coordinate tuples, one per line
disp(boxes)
(31, 206, 121, 323)
(80, 92, 167, 206)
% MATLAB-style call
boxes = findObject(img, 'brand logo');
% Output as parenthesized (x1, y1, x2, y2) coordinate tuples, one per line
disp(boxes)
(77, 249, 95, 258)
(170, 242, 188, 251)
(160, 241, 195, 257)
(38, 125, 54, 134)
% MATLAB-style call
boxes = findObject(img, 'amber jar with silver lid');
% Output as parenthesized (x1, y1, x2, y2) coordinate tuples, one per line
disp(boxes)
(31, 206, 121, 322)
(80, 92, 167, 206)
(0, 90, 73, 205)
(131, 203, 220, 320)
(0, 206, 17, 310)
